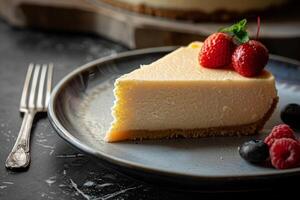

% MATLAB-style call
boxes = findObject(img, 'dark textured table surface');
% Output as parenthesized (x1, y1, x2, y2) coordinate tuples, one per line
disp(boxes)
(0, 19, 298, 200)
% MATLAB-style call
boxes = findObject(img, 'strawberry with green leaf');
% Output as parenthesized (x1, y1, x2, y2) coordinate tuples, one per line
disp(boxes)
(199, 18, 269, 77)
(219, 19, 249, 44)
(199, 32, 234, 69)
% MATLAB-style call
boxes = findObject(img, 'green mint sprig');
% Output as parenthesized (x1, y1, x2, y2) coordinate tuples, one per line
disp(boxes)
(219, 19, 249, 44)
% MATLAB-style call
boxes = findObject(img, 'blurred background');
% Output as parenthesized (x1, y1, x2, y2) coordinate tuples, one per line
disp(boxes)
(0, 0, 300, 59)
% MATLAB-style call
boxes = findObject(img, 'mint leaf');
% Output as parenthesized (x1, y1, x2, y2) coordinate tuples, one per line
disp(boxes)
(234, 29, 249, 43)
(219, 19, 249, 44)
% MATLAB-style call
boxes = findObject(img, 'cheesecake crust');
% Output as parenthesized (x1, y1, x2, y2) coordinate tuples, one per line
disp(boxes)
(106, 97, 278, 142)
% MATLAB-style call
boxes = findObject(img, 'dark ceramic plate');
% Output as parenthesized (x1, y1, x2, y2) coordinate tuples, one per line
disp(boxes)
(48, 47, 300, 190)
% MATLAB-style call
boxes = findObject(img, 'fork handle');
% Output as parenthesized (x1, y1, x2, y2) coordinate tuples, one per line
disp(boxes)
(5, 111, 36, 169)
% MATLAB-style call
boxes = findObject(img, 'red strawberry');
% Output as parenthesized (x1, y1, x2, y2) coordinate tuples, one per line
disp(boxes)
(264, 124, 296, 147)
(199, 32, 234, 69)
(232, 40, 269, 77)
(269, 138, 300, 169)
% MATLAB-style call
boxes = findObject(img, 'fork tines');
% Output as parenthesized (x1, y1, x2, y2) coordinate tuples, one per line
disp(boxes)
(20, 63, 53, 112)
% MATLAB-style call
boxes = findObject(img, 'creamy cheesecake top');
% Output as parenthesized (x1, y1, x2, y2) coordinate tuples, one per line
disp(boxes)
(119, 42, 274, 82)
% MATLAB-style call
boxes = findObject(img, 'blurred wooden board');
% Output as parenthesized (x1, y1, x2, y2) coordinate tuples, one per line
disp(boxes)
(1, 0, 300, 49)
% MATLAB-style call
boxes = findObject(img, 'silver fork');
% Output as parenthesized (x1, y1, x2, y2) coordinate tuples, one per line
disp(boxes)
(5, 63, 53, 169)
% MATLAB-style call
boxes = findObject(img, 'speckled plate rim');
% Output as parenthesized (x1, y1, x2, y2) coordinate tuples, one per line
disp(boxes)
(48, 46, 300, 181)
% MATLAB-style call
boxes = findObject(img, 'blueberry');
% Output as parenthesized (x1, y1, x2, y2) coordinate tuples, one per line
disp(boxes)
(239, 140, 269, 163)
(281, 103, 300, 129)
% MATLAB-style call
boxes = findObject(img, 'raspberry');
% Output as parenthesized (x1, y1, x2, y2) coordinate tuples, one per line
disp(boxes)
(270, 138, 300, 169)
(199, 32, 234, 69)
(232, 40, 269, 77)
(264, 124, 295, 147)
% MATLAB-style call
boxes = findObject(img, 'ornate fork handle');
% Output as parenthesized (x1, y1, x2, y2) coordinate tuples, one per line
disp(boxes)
(5, 111, 36, 169)
(5, 63, 53, 170)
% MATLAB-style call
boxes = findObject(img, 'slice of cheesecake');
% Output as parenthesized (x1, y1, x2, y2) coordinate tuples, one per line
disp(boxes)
(105, 42, 278, 142)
